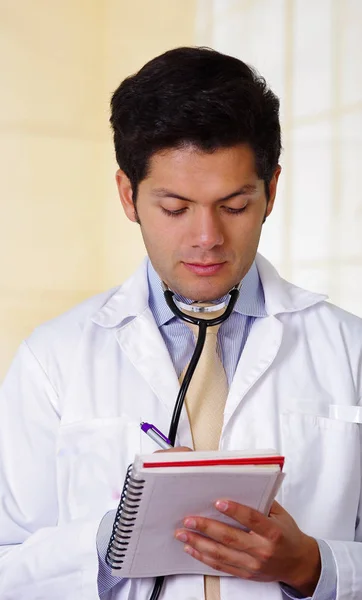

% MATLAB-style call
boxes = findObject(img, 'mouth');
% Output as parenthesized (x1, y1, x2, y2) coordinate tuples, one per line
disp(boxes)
(182, 262, 226, 276)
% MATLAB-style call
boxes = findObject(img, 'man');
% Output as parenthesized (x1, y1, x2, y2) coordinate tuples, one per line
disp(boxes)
(0, 47, 361, 600)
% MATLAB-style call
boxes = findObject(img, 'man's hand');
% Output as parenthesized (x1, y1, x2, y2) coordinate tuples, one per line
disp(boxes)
(174, 500, 321, 596)
(155, 446, 192, 454)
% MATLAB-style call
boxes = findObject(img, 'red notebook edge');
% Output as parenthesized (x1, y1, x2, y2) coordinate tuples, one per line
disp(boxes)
(143, 456, 285, 469)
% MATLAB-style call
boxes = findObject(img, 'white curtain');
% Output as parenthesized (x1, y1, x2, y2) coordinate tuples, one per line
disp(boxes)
(196, 0, 362, 316)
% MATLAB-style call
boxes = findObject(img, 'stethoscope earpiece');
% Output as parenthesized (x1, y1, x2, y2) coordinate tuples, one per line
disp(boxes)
(161, 281, 241, 328)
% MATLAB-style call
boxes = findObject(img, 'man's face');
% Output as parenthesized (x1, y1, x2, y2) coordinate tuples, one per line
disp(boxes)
(117, 144, 280, 301)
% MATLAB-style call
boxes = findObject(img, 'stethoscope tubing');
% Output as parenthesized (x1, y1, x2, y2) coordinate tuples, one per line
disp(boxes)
(168, 319, 207, 445)
(149, 285, 240, 600)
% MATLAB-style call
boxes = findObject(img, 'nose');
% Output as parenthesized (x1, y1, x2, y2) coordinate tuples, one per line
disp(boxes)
(191, 208, 224, 250)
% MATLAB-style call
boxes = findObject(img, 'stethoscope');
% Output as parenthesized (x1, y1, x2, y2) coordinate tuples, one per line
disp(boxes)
(149, 280, 241, 600)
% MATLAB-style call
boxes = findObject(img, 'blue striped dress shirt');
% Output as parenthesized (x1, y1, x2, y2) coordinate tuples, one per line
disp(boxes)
(147, 260, 267, 384)
(97, 260, 336, 600)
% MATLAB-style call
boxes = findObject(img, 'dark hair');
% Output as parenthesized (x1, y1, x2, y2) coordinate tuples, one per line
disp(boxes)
(110, 46, 281, 200)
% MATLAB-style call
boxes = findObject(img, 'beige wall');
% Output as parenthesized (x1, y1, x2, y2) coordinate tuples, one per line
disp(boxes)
(0, 0, 197, 380)
(101, 0, 198, 288)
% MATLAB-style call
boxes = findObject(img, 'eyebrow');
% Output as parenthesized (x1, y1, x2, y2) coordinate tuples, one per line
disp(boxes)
(151, 185, 258, 203)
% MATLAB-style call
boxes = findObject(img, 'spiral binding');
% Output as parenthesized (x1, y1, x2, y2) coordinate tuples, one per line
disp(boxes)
(106, 463, 146, 569)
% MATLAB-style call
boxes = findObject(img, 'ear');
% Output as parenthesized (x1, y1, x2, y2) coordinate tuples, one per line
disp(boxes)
(265, 165, 282, 219)
(116, 169, 138, 223)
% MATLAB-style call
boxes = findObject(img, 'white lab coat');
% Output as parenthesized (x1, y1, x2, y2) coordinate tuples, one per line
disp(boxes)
(0, 254, 361, 600)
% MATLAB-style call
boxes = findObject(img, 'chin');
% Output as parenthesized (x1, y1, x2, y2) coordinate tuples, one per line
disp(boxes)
(180, 281, 235, 302)
(164, 265, 241, 301)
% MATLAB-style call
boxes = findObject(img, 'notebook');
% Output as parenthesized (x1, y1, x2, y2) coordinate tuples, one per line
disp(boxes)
(106, 449, 285, 578)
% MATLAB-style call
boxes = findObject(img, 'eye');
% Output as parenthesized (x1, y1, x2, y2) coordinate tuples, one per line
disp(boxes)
(222, 205, 247, 215)
(161, 207, 187, 217)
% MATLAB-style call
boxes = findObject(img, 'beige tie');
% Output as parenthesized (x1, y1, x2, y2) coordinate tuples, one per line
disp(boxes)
(180, 307, 228, 600)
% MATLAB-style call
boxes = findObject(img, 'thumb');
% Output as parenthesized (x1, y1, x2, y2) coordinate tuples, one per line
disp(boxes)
(268, 500, 287, 517)
(154, 446, 193, 454)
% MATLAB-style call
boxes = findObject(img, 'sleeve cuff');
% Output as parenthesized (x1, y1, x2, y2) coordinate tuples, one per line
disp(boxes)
(97, 509, 123, 597)
(281, 539, 337, 600)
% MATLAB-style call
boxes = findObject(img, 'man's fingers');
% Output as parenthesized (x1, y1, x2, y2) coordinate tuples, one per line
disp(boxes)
(174, 529, 271, 581)
(178, 530, 251, 568)
(180, 516, 254, 553)
(154, 446, 193, 454)
(215, 500, 280, 540)
(183, 544, 258, 580)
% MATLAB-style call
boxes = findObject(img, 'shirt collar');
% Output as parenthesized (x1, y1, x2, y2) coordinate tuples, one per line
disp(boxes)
(147, 260, 267, 328)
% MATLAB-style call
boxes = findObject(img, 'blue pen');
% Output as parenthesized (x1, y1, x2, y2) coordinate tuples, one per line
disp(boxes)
(140, 422, 172, 449)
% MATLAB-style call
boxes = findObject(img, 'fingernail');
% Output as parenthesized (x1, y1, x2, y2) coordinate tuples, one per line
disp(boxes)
(184, 518, 197, 529)
(215, 500, 228, 512)
(175, 532, 188, 542)
(184, 545, 194, 556)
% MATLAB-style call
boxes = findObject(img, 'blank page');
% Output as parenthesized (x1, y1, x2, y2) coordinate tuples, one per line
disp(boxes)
(113, 465, 283, 577)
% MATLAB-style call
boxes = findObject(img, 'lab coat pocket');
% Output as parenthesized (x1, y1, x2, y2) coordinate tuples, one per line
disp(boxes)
(280, 410, 360, 540)
(56, 417, 141, 523)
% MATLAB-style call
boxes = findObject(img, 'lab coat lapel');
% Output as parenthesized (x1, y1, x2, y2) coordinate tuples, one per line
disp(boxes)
(115, 309, 180, 416)
(92, 259, 180, 416)
(223, 315, 283, 429)
(222, 254, 326, 430)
